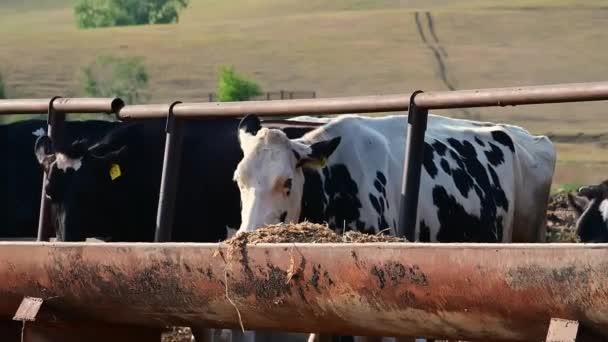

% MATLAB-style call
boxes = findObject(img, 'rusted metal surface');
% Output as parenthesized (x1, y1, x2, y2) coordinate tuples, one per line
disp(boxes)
(414, 81, 608, 109)
(117, 94, 410, 119)
(1, 242, 608, 341)
(0, 97, 124, 114)
(13, 297, 43, 321)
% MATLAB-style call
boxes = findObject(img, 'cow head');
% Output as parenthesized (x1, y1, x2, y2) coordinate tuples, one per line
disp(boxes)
(34, 135, 128, 241)
(567, 180, 608, 243)
(233, 114, 340, 233)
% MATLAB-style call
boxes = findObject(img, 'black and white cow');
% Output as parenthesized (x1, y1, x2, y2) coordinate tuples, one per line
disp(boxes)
(0, 119, 118, 239)
(568, 180, 608, 242)
(233, 113, 556, 244)
(33, 117, 322, 242)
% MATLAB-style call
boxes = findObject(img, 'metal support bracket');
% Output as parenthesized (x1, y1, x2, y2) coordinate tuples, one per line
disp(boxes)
(37, 96, 64, 242)
(155, 101, 183, 243)
(546, 318, 579, 342)
(13, 297, 43, 322)
(398, 90, 428, 241)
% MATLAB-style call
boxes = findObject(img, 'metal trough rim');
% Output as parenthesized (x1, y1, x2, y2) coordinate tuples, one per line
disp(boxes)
(1, 242, 607, 341)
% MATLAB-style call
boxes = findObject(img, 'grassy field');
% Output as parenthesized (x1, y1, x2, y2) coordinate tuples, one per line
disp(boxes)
(1, 0, 608, 186)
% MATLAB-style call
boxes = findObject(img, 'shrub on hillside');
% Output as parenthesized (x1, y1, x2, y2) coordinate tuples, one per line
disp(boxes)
(74, 0, 189, 28)
(81, 55, 149, 104)
(217, 66, 262, 102)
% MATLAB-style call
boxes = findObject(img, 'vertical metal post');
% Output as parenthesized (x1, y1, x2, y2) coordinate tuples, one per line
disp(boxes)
(398, 91, 428, 241)
(280, 90, 285, 100)
(37, 96, 64, 242)
(155, 101, 184, 243)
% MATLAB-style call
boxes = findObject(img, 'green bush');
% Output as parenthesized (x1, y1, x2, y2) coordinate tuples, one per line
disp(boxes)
(74, 0, 188, 28)
(81, 55, 149, 104)
(217, 66, 262, 102)
(0, 72, 5, 99)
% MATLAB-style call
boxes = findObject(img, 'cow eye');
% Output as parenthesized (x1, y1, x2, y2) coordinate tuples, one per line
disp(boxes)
(284, 178, 292, 195)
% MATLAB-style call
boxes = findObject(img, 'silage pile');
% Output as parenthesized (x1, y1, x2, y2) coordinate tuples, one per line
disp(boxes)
(546, 192, 579, 242)
(225, 221, 407, 246)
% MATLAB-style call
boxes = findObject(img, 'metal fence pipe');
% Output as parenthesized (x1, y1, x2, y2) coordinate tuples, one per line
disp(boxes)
(155, 101, 184, 243)
(398, 91, 428, 241)
(115, 104, 171, 120)
(414, 81, 608, 109)
(52, 97, 124, 114)
(0, 97, 124, 115)
(37, 96, 64, 242)
(0, 99, 51, 114)
(117, 94, 410, 119)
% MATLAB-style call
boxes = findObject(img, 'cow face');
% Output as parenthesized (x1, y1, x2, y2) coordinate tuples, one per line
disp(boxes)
(568, 181, 608, 243)
(34, 135, 127, 241)
(233, 115, 340, 233)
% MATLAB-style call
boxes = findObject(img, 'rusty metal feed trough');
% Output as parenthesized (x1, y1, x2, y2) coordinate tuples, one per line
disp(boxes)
(3, 81, 608, 341)
(1, 242, 608, 341)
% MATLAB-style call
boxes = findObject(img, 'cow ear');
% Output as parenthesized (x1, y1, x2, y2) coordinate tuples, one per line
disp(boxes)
(34, 135, 55, 172)
(296, 136, 341, 169)
(239, 114, 261, 137)
(568, 193, 590, 217)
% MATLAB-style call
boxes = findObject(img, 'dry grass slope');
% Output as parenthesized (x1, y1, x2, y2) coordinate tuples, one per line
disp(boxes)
(1, 0, 608, 186)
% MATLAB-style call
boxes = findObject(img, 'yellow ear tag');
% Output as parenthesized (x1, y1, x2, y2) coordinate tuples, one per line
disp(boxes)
(312, 157, 327, 169)
(109, 163, 122, 181)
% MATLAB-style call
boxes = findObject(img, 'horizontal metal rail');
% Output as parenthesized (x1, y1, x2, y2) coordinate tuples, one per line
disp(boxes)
(0, 97, 124, 115)
(117, 94, 411, 119)
(1, 242, 608, 341)
(415, 81, 608, 109)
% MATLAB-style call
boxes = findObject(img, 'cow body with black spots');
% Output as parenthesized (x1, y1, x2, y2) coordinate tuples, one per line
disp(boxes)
(234, 113, 555, 243)
(234, 113, 554, 342)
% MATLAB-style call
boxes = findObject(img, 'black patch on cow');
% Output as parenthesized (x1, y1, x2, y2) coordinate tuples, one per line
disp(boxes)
(374, 179, 383, 193)
(369, 193, 389, 231)
(432, 140, 447, 157)
(491, 130, 515, 152)
(292, 150, 301, 160)
(279, 211, 287, 223)
(433, 186, 501, 242)
(449, 150, 465, 169)
(576, 198, 608, 242)
(300, 169, 327, 223)
(440, 159, 451, 175)
(423, 142, 438, 178)
(435, 137, 510, 242)
(369, 194, 381, 214)
(474, 136, 485, 147)
(302, 164, 368, 234)
(376, 171, 387, 186)
(484, 142, 505, 166)
(419, 220, 431, 242)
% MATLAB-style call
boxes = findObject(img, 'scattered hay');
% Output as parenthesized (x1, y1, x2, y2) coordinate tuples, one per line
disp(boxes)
(546, 192, 579, 243)
(224, 222, 407, 245)
(161, 327, 192, 342)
